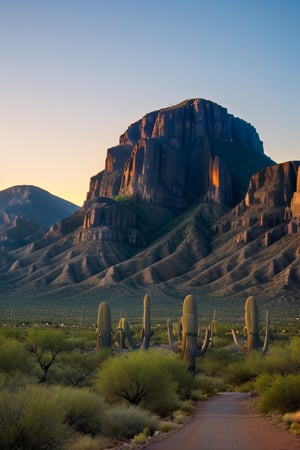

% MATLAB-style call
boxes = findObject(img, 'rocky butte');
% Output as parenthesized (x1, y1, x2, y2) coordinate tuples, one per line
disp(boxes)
(86, 98, 268, 210)
(0, 98, 299, 314)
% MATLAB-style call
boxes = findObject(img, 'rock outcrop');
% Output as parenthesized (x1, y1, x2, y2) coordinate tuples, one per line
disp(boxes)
(1, 99, 299, 315)
(85, 99, 272, 211)
(245, 161, 300, 207)
(291, 166, 300, 218)
(214, 161, 300, 247)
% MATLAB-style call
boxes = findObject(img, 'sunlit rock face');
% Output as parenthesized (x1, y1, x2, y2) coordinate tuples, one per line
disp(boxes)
(86, 98, 270, 211)
(291, 166, 300, 218)
(245, 161, 300, 207)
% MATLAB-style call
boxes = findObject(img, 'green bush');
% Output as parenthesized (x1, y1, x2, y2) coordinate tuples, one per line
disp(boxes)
(65, 435, 113, 450)
(95, 350, 187, 415)
(0, 385, 72, 449)
(159, 421, 176, 433)
(53, 386, 107, 435)
(172, 409, 188, 424)
(197, 347, 239, 377)
(289, 337, 300, 373)
(193, 374, 226, 395)
(224, 360, 256, 386)
(48, 350, 108, 386)
(132, 432, 148, 444)
(0, 339, 32, 375)
(254, 373, 275, 395)
(290, 423, 300, 436)
(104, 405, 159, 440)
(258, 374, 300, 414)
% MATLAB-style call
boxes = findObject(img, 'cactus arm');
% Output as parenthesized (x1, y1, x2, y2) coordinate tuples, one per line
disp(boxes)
(197, 324, 211, 355)
(140, 294, 151, 350)
(231, 328, 247, 355)
(167, 318, 175, 346)
(262, 309, 269, 355)
(245, 296, 260, 353)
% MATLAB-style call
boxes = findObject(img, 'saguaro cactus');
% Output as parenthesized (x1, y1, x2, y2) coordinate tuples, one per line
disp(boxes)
(114, 294, 152, 350)
(232, 296, 269, 355)
(115, 317, 135, 349)
(140, 294, 151, 350)
(96, 301, 112, 351)
(169, 295, 212, 373)
(182, 295, 199, 373)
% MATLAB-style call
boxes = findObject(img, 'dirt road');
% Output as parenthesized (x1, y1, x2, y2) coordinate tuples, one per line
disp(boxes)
(145, 392, 300, 450)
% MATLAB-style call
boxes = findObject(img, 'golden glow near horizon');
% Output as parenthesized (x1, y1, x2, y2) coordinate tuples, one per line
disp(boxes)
(0, 2, 299, 205)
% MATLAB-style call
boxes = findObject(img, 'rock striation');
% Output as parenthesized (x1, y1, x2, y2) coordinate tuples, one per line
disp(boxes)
(214, 161, 300, 246)
(85, 99, 272, 212)
(1, 99, 299, 311)
(291, 166, 300, 218)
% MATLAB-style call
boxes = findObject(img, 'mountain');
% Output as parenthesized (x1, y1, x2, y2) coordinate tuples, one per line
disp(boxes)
(87, 98, 270, 209)
(0, 185, 79, 252)
(0, 99, 299, 317)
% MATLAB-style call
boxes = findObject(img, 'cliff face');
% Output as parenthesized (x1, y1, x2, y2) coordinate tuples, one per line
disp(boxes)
(86, 99, 271, 211)
(291, 166, 300, 218)
(245, 161, 300, 207)
(3, 99, 299, 311)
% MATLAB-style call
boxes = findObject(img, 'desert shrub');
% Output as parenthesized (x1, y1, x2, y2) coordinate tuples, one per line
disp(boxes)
(0, 338, 32, 375)
(290, 423, 300, 436)
(95, 350, 187, 415)
(189, 389, 207, 401)
(258, 374, 300, 414)
(262, 343, 291, 375)
(53, 386, 107, 435)
(178, 401, 195, 414)
(193, 374, 226, 395)
(0, 327, 27, 341)
(172, 409, 188, 424)
(0, 385, 72, 449)
(283, 410, 300, 425)
(159, 421, 176, 433)
(239, 379, 257, 392)
(132, 432, 148, 444)
(224, 360, 256, 386)
(65, 434, 113, 450)
(48, 350, 109, 386)
(254, 373, 275, 395)
(26, 329, 71, 382)
(104, 405, 159, 440)
(289, 337, 300, 373)
(212, 322, 234, 346)
(197, 347, 239, 377)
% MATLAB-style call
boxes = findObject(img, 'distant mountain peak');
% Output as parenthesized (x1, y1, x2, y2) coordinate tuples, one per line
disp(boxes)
(0, 185, 79, 229)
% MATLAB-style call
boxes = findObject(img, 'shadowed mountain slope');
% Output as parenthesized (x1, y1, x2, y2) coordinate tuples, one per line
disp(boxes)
(0, 100, 299, 316)
(0, 185, 79, 253)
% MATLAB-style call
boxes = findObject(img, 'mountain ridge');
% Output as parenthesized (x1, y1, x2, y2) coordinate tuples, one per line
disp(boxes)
(0, 99, 299, 316)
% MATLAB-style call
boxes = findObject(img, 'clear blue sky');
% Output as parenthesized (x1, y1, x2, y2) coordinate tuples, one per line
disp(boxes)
(0, 0, 299, 205)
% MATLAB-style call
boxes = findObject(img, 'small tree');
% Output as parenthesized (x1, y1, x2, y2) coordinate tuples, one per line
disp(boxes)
(95, 350, 190, 416)
(26, 329, 70, 383)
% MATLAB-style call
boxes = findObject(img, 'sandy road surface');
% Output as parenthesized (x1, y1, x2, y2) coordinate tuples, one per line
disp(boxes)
(145, 392, 300, 450)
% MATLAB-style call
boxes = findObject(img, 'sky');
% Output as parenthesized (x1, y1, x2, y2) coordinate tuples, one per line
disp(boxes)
(0, 0, 299, 206)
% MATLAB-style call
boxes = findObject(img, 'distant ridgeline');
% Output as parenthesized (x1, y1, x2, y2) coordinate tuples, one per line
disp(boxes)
(0, 98, 299, 310)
